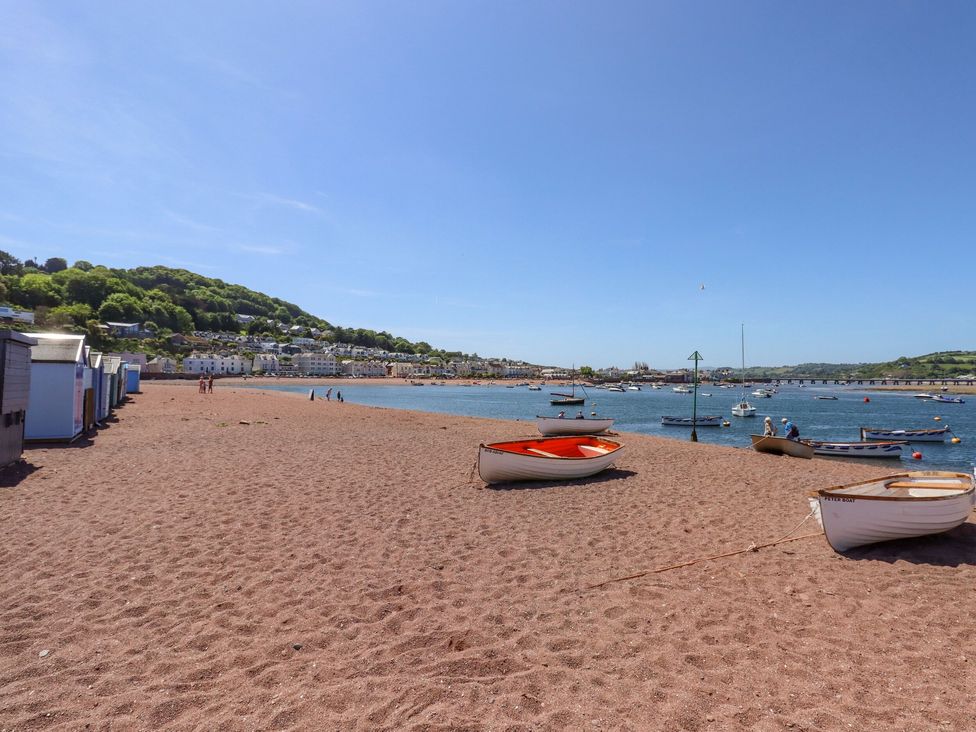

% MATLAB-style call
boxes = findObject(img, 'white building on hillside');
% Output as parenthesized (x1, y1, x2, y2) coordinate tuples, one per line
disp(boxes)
(252, 353, 280, 373)
(183, 354, 252, 375)
(292, 352, 338, 376)
(342, 360, 387, 378)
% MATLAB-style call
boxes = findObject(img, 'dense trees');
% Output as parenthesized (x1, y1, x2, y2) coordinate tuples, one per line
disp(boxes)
(0, 251, 434, 355)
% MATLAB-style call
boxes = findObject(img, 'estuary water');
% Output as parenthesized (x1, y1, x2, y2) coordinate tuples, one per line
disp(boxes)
(258, 382, 976, 472)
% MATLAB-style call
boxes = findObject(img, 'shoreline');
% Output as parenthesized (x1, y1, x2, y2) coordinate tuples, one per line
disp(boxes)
(3, 384, 974, 728)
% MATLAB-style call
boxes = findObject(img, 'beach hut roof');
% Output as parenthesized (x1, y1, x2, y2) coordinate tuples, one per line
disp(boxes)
(30, 333, 86, 364)
(104, 355, 122, 374)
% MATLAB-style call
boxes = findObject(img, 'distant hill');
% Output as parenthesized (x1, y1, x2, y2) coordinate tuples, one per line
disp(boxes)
(728, 352, 976, 380)
(0, 253, 436, 355)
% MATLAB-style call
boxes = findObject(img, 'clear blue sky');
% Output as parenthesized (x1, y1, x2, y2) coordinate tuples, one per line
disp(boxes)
(1, 1, 973, 369)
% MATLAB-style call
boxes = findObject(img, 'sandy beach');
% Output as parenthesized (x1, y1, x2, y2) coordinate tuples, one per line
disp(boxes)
(2, 384, 975, 730)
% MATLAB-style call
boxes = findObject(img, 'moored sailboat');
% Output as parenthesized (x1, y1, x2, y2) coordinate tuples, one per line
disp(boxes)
(731, 324, 756, 417)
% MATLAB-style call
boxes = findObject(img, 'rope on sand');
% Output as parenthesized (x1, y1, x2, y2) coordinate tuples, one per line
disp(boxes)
(587, 510, 821, 590)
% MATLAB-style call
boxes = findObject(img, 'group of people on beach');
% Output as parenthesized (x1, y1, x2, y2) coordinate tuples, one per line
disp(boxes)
(197, 374, 214, 394)
(763, 416, 800, 440)
(311, 388, 343, 403)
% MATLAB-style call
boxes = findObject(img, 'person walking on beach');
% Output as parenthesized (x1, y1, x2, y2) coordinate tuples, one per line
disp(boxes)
(325, 388, 332, 402)
(763, 416, 776, 437)
(207, 374, 214, 394)
(198, 374, 206, 394)
(336, 391, 342, 403)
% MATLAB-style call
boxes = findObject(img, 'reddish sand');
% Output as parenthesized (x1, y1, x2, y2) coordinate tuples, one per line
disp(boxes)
(1, 384, 974, 730)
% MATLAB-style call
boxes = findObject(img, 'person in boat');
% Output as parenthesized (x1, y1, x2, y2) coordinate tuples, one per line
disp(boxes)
(575, 411, 585, 419)
(783, 418, 800, 440)
(763, 416, 776, 436)
(557, 411, 566, 418)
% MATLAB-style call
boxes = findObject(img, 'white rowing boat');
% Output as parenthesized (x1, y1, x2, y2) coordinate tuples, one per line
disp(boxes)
(749, 434, 815, 459)
(809, 471, 975, 552)
(860, 427, 950, 442)
(802, 440, 906, 459)
(536, 415, 614, 436)
(477, 435, 623, 484)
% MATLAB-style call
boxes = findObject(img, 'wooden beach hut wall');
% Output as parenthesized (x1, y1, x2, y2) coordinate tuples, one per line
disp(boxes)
(82, 354, 96, 432)
(25, 333, 87, 442)
(0, 331, 37, 467)
(125, 362, 140, 393)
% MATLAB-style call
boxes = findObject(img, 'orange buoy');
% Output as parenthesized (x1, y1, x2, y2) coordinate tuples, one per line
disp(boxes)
(951, 437, 961, 444)
(934, 416, 942, 421)
(912, 451, 923, 460)
(863, 397, 870, 403)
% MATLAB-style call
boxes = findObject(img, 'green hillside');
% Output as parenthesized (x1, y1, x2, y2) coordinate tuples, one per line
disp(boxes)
(0, 252, 434, 355)
(736, 352, 976, 380)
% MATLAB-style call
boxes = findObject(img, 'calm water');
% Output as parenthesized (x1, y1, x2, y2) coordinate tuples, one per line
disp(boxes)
(257, 382, 976, 472)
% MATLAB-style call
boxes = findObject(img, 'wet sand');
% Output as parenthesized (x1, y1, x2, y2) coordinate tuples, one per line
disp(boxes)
(1, 385, 974, 730)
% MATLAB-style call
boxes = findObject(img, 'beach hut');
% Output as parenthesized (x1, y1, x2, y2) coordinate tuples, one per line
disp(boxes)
(0, 330, 37, 466)
(104, 356, 122, 409)
(125, 363, 141, 393)
(87, 349, 108, 424)
(25, 333, 87, 442)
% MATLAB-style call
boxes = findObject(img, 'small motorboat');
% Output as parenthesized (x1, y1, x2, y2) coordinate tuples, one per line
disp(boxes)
(477, 435, 623, 484)
(661, 415, 723, 427)
(731, 400, 756, 417)
(802, 440, 907, 459)
(860, 427, 950, 442)
(814, 396, 839, 400)
(606, 386, 625, 392)
(627, 385, 641, 391)
(536, 415, 614, 436)
(527, 385, 542, 391)
(672, 386, 692, 394)
(929, 395, 965, 404)
(913, 393, 935, 399)
(751, 389, 774, 398)
(749, 434, 815, 459)
(809, 471, 975, 552)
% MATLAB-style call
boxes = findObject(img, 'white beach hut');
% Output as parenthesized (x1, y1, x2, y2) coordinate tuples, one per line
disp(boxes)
(25, 333, 87, 442)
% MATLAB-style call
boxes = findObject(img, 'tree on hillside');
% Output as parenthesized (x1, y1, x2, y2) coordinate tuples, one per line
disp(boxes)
(0, 251, 22, 276)
(98, 293, 146, 322)
(73, 260, 93, 271)
(43, 257, 68, 273)
(11, 273, 62, 308)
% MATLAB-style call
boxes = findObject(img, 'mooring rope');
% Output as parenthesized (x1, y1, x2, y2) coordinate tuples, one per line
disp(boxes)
(587, 509, 821, 590)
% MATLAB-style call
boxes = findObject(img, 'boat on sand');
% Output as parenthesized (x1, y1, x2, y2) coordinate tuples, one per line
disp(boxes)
(536, 415, 614, 436)
(809, 470, 975, 552)
(749, 434, 815, 459)
(478, 436, 623, 484)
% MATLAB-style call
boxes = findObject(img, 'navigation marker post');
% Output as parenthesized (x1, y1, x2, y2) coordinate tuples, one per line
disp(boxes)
(688, 351, 703, 442)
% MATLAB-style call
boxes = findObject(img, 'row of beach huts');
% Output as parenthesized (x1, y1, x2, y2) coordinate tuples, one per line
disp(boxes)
(0, 330, 141, 469)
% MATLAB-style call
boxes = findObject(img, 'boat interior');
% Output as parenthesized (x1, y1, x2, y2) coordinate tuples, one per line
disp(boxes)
(824, 473, 973, 499)
(489, 438, 619, 459)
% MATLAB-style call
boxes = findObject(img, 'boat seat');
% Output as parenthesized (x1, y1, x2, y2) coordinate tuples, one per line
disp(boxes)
(886, 481, 968, 490)
(526, 448, 560, 458)
(578, 445, 610, 455)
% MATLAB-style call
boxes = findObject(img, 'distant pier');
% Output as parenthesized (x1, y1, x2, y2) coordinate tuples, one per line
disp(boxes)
(776, 378, 976, 386)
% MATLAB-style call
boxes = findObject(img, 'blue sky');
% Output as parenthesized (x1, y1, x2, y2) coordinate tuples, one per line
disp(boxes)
(1, 1, 973, 369)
